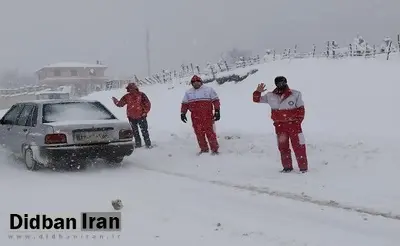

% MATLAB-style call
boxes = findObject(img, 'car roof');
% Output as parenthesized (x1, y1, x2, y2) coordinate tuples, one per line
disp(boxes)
(15, 99, 100, 105)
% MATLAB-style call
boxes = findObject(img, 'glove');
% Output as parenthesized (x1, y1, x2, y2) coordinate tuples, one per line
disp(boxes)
(112, 97, 118, 105)
(181, 113, 187, 123)
(214, 109, 220, 121)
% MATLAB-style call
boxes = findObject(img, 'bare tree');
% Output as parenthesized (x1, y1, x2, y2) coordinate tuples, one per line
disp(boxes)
(222, 48, 252, 64)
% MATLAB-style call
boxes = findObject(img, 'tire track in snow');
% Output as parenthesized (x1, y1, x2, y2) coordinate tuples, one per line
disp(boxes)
(133, 164, 400, 221)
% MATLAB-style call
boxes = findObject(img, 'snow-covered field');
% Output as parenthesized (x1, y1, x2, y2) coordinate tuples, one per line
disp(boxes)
(1, 55, 399, 245)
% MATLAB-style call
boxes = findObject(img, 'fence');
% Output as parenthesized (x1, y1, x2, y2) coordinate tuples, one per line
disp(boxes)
(1, 33, 399, 98)
(0, 85, 51, 109)
(136, 33, 400, 86)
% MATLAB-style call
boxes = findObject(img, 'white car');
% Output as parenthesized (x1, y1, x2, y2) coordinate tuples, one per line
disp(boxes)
(0, 99, 134, 170)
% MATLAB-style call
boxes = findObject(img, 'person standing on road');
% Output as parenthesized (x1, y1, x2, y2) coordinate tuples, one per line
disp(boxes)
(252, 76, 308, 173)
(181, 75, 220, 155)
(112, 83, 153, 148)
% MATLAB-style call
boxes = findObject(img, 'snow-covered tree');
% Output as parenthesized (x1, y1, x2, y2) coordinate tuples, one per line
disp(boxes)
(379, 36, 397, 53)
(235, 56, 246, 68)
(263, 49, 274, 62)
(352, 35, 373, 56)
(331, 40, 339, 50)
(215, 59, 228, 72)
(204, 62, 216, 75)
(222, 48, 252, 64)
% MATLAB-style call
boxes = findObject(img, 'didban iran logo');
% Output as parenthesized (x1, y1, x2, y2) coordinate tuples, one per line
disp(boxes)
(9, 212, 121, 232)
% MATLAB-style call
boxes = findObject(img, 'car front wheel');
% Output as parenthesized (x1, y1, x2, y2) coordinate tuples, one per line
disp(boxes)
(25, 148, 40, 171)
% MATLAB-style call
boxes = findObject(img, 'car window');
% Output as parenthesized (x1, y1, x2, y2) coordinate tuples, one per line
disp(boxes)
(16, 104, 35, 126)
(42, 101, 117, 123)
(1, 104, 25, 125)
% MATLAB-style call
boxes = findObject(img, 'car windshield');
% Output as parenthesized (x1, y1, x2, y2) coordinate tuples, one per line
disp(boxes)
(42, 101, 116, 123)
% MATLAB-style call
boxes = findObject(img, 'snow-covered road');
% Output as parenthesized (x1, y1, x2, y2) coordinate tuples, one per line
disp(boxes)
(1, 157, 398, 246)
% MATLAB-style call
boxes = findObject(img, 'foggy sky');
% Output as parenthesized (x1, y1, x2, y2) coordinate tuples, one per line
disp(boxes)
(0, 0, 399, 78)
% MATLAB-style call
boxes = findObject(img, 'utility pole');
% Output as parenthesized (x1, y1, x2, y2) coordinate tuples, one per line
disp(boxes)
(146, 28, 151, 77)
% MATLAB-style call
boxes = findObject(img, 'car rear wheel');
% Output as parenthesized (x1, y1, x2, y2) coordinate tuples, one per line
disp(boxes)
(25, 148, 39, 171)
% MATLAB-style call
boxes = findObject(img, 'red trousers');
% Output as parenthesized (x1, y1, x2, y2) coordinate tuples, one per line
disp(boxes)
(192, 119, 219, 152)
(274, 121, 308, 170)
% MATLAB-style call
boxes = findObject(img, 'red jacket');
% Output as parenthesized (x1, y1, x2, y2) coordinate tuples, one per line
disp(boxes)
(253, 87, 304, 123)
(181, 85, 220, 122)
(115, 91, 151, 119)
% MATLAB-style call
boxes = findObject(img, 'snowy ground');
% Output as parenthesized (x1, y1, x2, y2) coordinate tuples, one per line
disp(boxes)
(1, 55, 399, 245)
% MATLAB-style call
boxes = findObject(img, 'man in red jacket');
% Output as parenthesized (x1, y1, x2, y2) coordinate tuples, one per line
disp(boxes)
(181, 75, 220, 155)
(253, 76, 308, 173)
(112, 83, 152, 148)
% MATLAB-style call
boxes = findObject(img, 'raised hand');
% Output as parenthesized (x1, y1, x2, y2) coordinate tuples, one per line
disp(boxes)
(256, 83, 267, 92)
(112, 97, 118, 104)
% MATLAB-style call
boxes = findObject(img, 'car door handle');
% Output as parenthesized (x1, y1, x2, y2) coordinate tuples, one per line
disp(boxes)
(23, 129, 28, 132)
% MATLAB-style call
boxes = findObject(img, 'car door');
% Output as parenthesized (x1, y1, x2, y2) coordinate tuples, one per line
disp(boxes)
(14, 104, 35, 156)
(0, 104, 25, 152)
(25, 105, 40, 145)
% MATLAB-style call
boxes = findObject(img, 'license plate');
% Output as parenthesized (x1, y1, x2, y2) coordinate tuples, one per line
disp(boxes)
(74, 131, 110, 142)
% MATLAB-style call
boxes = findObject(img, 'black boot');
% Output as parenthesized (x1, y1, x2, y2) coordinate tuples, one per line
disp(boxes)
(197, 150, 209, 155)
(280, 168, 293, 173)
